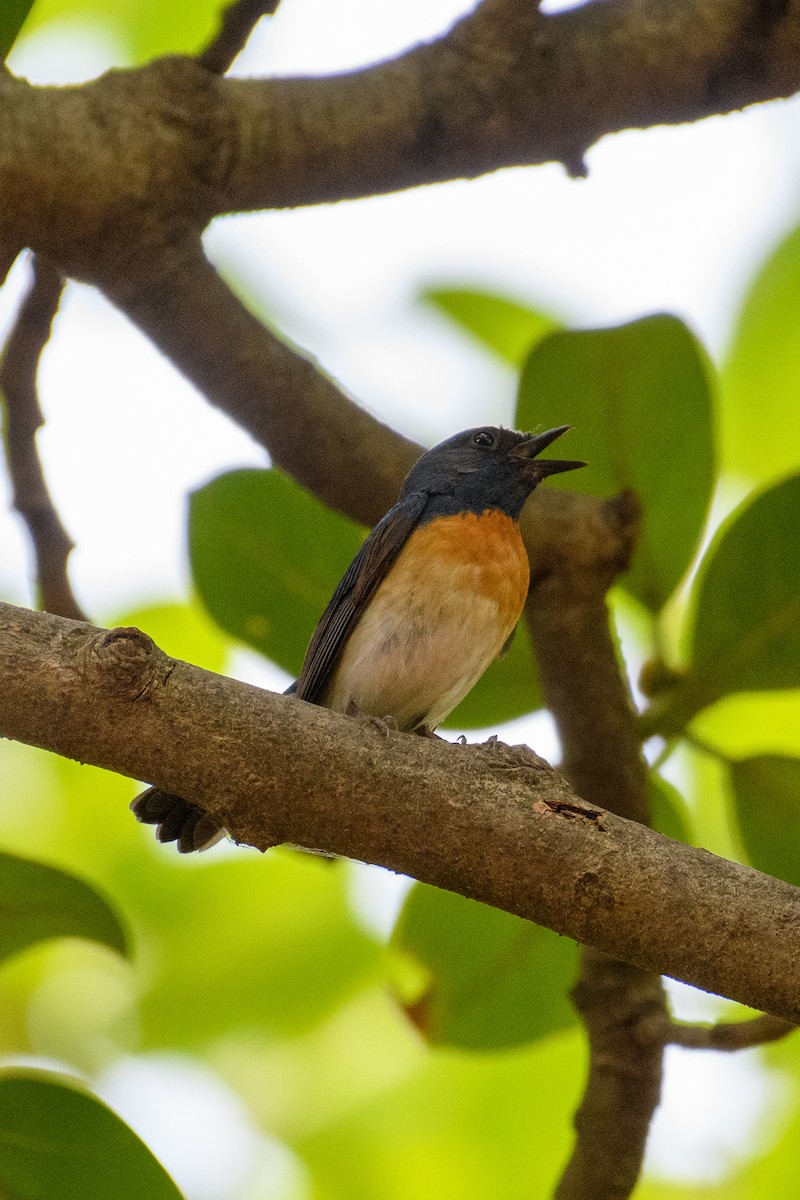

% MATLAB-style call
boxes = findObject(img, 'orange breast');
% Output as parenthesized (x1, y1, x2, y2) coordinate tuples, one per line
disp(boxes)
(399, 510, 530, 627)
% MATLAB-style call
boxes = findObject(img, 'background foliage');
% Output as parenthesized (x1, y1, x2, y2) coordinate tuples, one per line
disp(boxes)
(3, 3, 800, 1198)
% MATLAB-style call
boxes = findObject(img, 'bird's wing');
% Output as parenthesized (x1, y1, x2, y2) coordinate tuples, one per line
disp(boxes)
(295, 489, 431, 705)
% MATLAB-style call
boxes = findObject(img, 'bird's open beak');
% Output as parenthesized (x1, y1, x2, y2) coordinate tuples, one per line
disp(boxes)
(514, 425, 586, 477)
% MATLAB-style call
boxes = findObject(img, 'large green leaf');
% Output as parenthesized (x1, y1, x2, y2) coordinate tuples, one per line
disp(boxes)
(421, 287, 561, 365)
(391, 883, 577, 1050)
(0, 1070, 183, 1199)
(721, 222, 800, 482)
(0, 0, 34, 58)
(690, 473, 800, 698)
(729, 756, 800, 887)
(190, 468, 365, 675)
(517, 316, 716, 612)
(0, 851, 128, 965)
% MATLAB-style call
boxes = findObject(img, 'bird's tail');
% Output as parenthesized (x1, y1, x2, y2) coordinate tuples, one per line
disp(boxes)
(129, 787, 226, 853)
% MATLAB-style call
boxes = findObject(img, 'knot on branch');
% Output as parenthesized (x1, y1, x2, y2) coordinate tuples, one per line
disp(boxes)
(21, 57, 224, 280)
(88, 625, 172, 701)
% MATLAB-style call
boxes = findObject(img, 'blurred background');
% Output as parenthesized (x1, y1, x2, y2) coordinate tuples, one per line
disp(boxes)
(4, 1, 800, 1197)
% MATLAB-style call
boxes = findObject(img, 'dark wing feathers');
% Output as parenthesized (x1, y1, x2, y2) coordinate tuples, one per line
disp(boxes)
(294, 490, 430, 705)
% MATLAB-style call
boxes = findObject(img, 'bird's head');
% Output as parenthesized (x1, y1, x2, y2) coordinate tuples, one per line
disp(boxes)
(402, 425, 585, 518)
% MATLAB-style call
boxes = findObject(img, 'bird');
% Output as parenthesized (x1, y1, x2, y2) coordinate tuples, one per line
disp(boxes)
(131, 424, 585, 852)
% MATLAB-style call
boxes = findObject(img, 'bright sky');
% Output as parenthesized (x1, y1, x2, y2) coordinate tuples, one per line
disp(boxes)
(4, 2, 800, 1195)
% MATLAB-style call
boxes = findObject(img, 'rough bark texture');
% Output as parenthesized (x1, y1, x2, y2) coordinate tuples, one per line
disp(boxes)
(4, 0, 800, 264)
(3, 600, 800, 1026)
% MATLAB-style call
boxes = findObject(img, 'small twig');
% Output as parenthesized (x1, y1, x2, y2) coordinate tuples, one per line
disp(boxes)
(198, 0, 282, 75)
(667, 1013, 795, 1052)
(0, 254, 85, 621)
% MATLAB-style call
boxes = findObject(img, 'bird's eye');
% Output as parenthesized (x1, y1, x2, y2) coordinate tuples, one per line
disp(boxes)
(472, 430, 494, 448)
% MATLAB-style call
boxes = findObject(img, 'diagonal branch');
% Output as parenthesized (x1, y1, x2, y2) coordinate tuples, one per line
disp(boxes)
(107, 241, 419, 526)
(4, 599, 800, 1026)
(109, 239, 633, 578)
(0, 255, 85, 620)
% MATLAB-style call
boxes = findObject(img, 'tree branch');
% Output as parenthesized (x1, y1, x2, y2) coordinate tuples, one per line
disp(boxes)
(107, 241, 419, 526)
(4, 599, 800, 1025)
(107, 238, 635, 591)
(4, 0, 800, 267)
(555, 952, 665, 1200)
(665, 1013, 795, 1051)
(528, 525, 667, 1199)
(0, 255, 84, 620)
(198, 0, 282, 76)
(108, 236, 656, 1200)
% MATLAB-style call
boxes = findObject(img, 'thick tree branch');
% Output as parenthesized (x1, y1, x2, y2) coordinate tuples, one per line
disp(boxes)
(4, 599, 800, 1025)
(0, 255, 84, 620)
(4, 0, 800, 267)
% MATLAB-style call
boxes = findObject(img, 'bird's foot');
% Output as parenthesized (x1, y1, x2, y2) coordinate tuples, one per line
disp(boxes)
(345, 700, 398, 739)
(130, 787, 226, 853)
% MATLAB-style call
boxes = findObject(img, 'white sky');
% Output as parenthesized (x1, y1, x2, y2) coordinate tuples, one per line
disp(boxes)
(5, 1, 800, 1195)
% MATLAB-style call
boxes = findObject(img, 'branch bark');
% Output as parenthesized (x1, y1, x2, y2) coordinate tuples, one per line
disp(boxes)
(4, 599, 800, 1025)
(4, 0, 800, 270)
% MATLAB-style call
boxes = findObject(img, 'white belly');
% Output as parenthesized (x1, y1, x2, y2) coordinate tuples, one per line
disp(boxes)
(325, 557, 520, 730)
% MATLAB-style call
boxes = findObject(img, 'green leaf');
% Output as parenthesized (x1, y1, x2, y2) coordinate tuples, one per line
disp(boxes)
(189, 468, 365, 675)
(517, 316, 716, 612)
(690, 473, 800, 698)
(391, 883, 578, 1050)
(445, 615, 542, 728)
(0, 1070, 183, 1199)
(17, 0, 222, 63)
(0, 851, 128, 965)
(420, 287, 561, 364)
(729, 756, 800, 887)
(721, 222, 800, 483)
(0, 0, 34, 58)
(649, 773, 692, 844)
